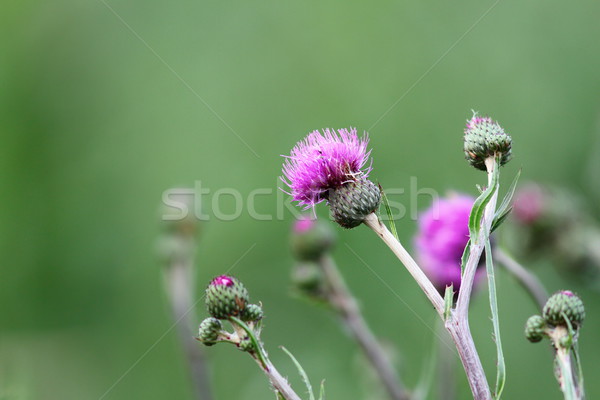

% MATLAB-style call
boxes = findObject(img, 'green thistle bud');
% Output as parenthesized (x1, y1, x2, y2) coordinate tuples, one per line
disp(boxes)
(241, 303, 264, 322)
(543, 290, 585, 327)
(205, 275, 250, 319)
(198, 317, 222, 345)
(291, 217, 336, 261)
(464, 113, 512, 171)
(525, 315, 547, 343)
(328, 179, 381, 228)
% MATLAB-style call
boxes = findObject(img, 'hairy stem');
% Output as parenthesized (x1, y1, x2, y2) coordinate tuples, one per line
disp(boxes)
(363, 156, 507, 400)
(319, 255, 410, 400)
(494, 248, 548, 309)
(251, 349, 303, 400)
(363, 213, 491, 399)
(363, 213, 444, 316)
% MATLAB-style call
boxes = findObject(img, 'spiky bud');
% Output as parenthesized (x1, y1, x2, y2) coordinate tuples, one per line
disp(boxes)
(525, 315, 547, 343)
(205, 275, 249, 319)
(328, 179, 381, 228)
(543, 290, 585, 327)
(464, 113, 512, 171)
(198, 317, 222, 345)
(291, 217, 336, 261)
(241, 303, 264, 322)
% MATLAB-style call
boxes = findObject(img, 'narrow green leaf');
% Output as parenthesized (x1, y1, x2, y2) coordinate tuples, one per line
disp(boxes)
(494, 168, 522, 222)
(468, 165, 500, 240)
(229, 316, 268, 369)
(381, 190, 399, 241)
(562, 312, 586, 397)
(318, 380, 326, 400)
(460, 238, 471, 276)
(281, 346, 315, 400)
(490, 207, 512, 234)
(443, 284, 454, 321)
(485, 241, 506, 399)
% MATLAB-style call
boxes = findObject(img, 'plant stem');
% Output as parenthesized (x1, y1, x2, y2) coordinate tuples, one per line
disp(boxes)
(363, 213, 444, 316)
(494, 248, 548, 309)
(319, 255, 410, 400)
(555, 347, 580, 400)
(230, 316, 303, 400)
(363, 156, 505, 400)
(251, 346, 303, 400)
(363, 213, 491, 399)
(550, 326, 584, 400)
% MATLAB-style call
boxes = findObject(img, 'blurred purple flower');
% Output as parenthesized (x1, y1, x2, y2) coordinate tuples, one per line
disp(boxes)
(414, 194, 481, 293)
(281, 128, 372, 208)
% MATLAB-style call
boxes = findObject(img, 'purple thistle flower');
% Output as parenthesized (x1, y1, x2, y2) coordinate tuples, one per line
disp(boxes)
(281, 128, 372, 208)
(414, 194, 482, 293)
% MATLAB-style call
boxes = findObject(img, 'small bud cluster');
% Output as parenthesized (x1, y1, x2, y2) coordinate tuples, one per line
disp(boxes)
(525, 290, 585, 347)
(197, 275, 264, 351)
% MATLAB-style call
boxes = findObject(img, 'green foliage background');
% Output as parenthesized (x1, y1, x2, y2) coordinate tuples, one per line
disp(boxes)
(2, 0, 600, 399)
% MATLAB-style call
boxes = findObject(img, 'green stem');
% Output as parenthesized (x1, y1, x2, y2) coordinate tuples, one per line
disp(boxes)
(556, 347, 579, 400)
(229, 317, 303, 400)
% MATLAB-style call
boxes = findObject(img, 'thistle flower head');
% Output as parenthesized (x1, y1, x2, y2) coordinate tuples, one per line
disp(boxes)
(524, 315, 547, 343)
(464, 112, 512, 171)
(414, 194, 483, 293)
(282, 128, 372, 208)
(205, 275, 250, 319)
(543, 290, 585, 328)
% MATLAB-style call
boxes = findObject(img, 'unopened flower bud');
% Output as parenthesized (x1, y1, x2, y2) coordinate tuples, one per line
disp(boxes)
(241, 303, 264, 322)
(525, 315, 547, 343)
(328, 179, 381, 228)
(198, 317, 222, 345)
(464, 113, 512, 171)
(543, 290, 585, 328)
(205, 275, 250, 319)
(291, 217, 336, 261)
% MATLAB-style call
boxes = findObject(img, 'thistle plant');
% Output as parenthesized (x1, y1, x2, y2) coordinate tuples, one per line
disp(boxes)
(525, 290, 586, 399)
(194, 113, 588, 400)
(280, 117, 514, 399)
(197, 275, 320, 400)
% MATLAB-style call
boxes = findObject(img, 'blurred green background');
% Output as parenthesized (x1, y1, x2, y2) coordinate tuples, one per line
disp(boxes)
(2, 0, 600, 399)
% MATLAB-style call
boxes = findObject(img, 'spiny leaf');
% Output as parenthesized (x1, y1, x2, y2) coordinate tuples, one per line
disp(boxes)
(281, 346, 315, 400)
